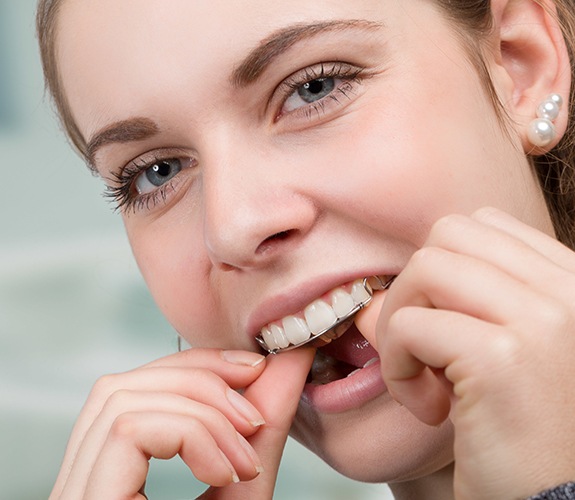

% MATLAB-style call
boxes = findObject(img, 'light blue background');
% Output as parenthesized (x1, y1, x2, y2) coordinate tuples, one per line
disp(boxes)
(0, 2, 393, 498)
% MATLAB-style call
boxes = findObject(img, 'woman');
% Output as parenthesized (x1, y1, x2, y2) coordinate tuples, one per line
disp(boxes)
(37, 0, 575, 498)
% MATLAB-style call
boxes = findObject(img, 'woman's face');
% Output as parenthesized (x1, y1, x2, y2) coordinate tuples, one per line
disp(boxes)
(57, 0, 553, 483)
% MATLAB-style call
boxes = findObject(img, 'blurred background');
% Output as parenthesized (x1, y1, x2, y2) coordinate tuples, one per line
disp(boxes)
(0, 2, 393, 498)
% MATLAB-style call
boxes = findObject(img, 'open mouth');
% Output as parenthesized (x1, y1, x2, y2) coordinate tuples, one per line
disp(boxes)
(255, 275, 395, 355)
(307, 323, 379, 385)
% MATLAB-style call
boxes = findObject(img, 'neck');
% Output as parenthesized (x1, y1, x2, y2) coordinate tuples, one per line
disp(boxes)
(388, 463, 455, 500)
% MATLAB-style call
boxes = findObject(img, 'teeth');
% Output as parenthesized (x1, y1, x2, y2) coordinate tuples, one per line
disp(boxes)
(331, 288, 356, 318)
(363, 357, 378, 368)
(367, 276, 386, 291)
(270, 324, 290, 349)
(304, 299, 337, 334)
(257, 276, 392, 353)
(282, 316, 311, 345)
(351, 279, 371, 304)
(260, 325, 280, 351)
(346, 358, 379, 379)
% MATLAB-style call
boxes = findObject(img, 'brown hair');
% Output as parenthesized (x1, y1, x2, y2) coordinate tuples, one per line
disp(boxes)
(36, 0, 575, 248)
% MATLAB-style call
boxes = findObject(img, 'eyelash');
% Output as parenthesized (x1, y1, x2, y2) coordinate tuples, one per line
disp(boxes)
(104, 154, 192, 213)
(104, 61, 368, 214)
(276, 61, 367, 121)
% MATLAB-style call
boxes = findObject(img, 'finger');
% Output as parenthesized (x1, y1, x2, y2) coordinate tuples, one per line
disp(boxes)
(426, 212, 575, 292)
(74, 348, 265, 438)
(354, 285, 393, 348)
(52, 350, 265, 498)
(142, 348, 266, 376)
(84, 412, 249, 499)
(242, 349, 315, 485)
(380, 306, 503, 425)
(385, 246, 543, 326)
(90, 368, 265, 432)
(472, 207, 575, 273)
(245, 348, 314, 439)
(61, 390, 264, 498)
(204, 348, 314, 498)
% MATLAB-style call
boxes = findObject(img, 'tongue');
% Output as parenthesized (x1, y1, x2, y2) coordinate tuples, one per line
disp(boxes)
(319, 323, 378, 367)
(308, 324, 378, 385)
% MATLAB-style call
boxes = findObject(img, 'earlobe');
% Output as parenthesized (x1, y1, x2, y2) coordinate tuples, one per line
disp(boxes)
(489, 0, 571, 152)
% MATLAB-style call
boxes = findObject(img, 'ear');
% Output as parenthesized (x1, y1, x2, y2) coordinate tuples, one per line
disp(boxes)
(488, 0, 571, 152)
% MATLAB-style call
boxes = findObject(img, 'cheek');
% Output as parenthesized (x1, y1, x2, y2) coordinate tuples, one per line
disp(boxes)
(292, 111, 478, 248)
(313, 90, 530, 247)
(125, 219, 224, 345)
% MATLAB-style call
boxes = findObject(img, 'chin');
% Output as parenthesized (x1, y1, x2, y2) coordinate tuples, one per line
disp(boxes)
(290, 395, 455, 484)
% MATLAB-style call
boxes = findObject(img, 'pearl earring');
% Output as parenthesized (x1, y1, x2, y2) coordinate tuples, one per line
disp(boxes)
(527, 94, 563, 148)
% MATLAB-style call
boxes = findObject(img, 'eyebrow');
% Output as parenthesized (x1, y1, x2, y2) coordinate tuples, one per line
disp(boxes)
(231, 19, 383, 88)
(86, 117, 160, 169)
(86, 19, 382, 168)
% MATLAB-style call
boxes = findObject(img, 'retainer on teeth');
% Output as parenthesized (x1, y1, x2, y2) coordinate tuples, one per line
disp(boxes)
(255, 276, 395, 354)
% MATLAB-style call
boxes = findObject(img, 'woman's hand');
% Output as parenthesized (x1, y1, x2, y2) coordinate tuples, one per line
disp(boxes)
(198, 348, 314, 500)
(377, 207, 575, 500)
(50, 346, 313, 500)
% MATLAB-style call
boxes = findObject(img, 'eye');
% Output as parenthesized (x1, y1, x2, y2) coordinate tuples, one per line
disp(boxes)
(283, 77, 338, 112)
(135, 158, 183, 194)
(104, 150, 197, 214)
(275, 62, 369, 122)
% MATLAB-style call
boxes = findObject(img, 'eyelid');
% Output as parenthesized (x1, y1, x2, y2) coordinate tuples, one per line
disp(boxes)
(270, 61, 369, 124)
(104, 147, 198, 214)
(128, 147, 196, 172)
(104, 146, 194, 181)
(280, 61, 363, 90)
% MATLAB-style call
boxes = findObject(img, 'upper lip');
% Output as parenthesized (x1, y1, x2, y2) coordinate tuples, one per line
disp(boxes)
(245, 269, 395, 340)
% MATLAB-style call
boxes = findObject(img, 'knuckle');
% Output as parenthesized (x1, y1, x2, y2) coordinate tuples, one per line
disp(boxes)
(185, 367, 228, 394)
(462, 333, 524, 391)
(533, 297, 572, 332)
(178, 389, 227, 428)
(102, 388, 133, 413)
(430, 213, 466, 239)
(409, 246, 446, 275)
(90, 373, 121, 401)
(109, 412, 140, 440)
(200, 404, 229, 428)
(487, 333, 523, 367)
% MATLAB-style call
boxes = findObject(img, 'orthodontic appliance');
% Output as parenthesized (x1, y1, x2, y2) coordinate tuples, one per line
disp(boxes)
(255, 275, 395, 354)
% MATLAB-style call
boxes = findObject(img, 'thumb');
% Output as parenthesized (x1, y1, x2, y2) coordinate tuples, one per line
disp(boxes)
(245, 347, 314, 460)
(201, 348, 314, 499)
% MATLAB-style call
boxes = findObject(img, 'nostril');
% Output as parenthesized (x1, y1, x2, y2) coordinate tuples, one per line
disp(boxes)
(269, 231, 291, 241)
(256, 229, 296, 254)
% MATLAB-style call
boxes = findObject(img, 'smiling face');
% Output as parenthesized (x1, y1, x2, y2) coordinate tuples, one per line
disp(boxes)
(56, 0, 554, 484)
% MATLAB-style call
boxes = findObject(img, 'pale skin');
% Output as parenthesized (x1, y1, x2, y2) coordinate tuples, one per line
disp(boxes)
(49, 0, 575, 498)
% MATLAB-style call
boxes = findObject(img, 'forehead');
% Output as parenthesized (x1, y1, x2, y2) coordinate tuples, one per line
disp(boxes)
(55, 0, 442, 137)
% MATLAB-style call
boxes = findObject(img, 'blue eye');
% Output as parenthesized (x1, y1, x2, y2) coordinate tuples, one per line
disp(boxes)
(284, 77, 338, 112)
(135, 158, 182, 194)
(105, 151, 197, 214)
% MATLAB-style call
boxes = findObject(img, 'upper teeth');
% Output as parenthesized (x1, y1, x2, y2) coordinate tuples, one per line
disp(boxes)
(256, 277, 385, 354)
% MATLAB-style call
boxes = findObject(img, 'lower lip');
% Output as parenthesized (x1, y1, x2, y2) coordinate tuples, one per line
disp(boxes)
(301, 358, 387, 413)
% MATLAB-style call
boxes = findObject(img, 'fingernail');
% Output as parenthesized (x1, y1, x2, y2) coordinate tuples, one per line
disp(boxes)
(236, 432, 265, 475)
(226, 388, 266, 427)
(219, 449, 240, 484)
(222, 350, 265, 367)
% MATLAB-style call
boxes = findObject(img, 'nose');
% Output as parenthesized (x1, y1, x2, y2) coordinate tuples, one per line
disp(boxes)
(202, 147, 318, 271)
